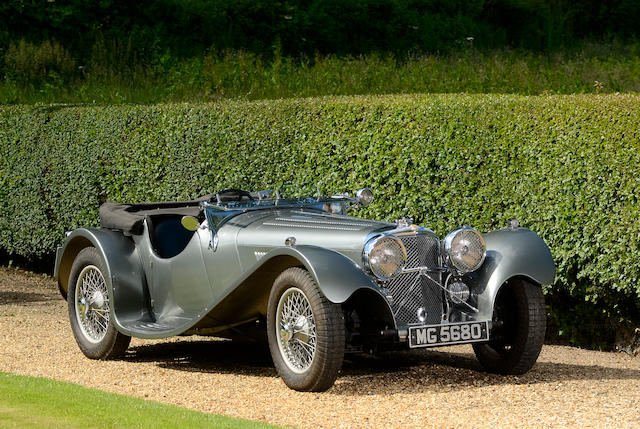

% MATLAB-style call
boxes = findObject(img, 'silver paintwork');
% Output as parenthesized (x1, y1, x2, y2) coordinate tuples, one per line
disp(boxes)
(132, 219, 214, 323)
(473, 227, 555, 321)
(55, 228, 149, 334)
(55, 208, 395, 339)
(54, 194, 555, 345)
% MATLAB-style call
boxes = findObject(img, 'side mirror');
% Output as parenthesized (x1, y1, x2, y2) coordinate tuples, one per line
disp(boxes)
(355, 188, 374, 207)
(181, 216, 200, 231)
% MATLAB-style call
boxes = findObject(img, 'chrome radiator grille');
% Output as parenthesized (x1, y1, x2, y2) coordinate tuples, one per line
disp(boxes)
(401, 233, 440, 268)
(387, 231, 443, 326)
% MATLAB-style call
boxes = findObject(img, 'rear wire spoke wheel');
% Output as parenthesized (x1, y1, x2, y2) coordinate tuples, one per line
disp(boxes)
(67, 247, 131, 359)
(267, 267, 345, 391)
(75, 265, 110, 343)
(473, 278, 546, 375)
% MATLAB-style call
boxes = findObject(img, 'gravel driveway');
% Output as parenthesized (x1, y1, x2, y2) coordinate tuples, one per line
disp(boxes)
(1, 267, 639, 428)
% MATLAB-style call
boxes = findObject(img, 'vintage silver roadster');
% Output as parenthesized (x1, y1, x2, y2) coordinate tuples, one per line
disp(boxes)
(54, 188, 554, 391)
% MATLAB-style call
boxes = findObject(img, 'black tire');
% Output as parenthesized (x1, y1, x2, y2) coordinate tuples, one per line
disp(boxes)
(266, 267, 345, 391)
(473, 278, 545, 375)
(67, 247, 131, 359)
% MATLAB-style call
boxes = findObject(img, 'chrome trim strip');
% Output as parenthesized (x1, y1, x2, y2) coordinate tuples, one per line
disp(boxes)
(273, 217, 374, 227)
(263, 222, 362, 231)
(400, 266, 448, 274)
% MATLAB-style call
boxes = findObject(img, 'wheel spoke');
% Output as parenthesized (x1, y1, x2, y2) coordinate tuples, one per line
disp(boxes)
(75, 265, 109, 343)
(276, 287, 317, 373)
(295, 338, 315, 357)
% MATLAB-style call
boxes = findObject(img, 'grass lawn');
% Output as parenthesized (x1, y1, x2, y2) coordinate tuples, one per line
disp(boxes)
(0, 372, 282, 429)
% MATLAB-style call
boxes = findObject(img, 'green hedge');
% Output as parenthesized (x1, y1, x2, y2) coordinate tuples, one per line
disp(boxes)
(1, 95, 639, 347)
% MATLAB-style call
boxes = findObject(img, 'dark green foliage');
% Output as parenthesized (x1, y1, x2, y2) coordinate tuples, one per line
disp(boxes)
(4, 40, 77, 85)
(3, 1, 640, 105)
(1, 95, 639, 347)
(2, 1, 640, 60)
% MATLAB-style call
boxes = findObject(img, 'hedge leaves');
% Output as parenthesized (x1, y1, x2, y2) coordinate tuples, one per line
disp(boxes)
(1, 94, 639, 345)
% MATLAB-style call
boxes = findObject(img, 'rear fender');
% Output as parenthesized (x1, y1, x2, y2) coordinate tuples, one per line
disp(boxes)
(474, 228, 555, 320)
(54, 228, 148, 333)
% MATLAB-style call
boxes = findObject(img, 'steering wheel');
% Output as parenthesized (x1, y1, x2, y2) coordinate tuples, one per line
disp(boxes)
(215, 189, 255, 203)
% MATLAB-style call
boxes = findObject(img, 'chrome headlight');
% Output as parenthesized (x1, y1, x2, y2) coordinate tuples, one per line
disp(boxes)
(443, 227, 486, 273)
(355, 188, 374, 207)
(362, 235, 407, 280)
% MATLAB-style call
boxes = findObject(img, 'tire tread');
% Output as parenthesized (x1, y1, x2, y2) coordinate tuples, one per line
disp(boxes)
(473, 279, 545, 375)
(67, 247, 131, 360)
(267, 267, 344, 391)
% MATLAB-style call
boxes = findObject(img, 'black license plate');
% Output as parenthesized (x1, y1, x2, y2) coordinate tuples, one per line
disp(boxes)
(408, 321, 489, 348)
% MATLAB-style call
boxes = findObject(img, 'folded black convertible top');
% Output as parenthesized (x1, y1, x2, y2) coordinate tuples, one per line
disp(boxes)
(99, 190, 262, 235)
(99, 194, 213, 235)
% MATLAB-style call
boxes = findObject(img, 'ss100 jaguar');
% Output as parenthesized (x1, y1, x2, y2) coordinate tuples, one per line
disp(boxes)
(54, 188, 554, 391)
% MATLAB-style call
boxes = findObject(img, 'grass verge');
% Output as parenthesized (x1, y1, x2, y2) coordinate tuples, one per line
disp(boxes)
(2, 43, 640, 104)
(0, 372, 281, 429)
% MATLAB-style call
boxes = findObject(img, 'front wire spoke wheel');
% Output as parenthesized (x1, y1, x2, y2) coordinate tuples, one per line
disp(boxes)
(267, 267, 345, 392)
(276, 288, 317, 373)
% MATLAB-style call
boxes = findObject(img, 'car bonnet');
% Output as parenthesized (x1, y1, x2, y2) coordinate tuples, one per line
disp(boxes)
(230, 208, 394, 264)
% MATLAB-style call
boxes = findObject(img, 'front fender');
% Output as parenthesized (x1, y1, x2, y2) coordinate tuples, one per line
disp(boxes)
(203, 244, 395, 329)
(474, 228, 555, 320)
(54, 228, 148, 333)
(265, 245, 381, 304)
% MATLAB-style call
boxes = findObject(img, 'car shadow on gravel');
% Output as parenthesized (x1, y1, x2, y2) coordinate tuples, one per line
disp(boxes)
(333, 349, 640, 395)
(124, 340, 279, 378)
(123, 339, 640, 395)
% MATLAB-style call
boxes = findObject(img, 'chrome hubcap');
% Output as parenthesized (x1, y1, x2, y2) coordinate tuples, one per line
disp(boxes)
(75, 265, 109, 343)
(276, 288, 316, 374)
